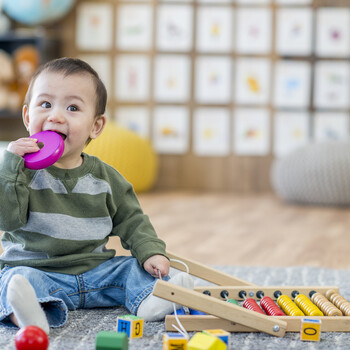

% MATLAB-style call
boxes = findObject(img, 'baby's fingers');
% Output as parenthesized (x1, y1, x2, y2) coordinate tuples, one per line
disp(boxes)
(7, 138, 39, 157)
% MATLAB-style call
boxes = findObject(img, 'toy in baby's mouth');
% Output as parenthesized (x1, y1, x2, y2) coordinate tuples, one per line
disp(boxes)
(23, 131, 65, 170)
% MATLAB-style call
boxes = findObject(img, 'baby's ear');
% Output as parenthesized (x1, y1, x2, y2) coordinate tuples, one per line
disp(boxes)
(90, 115, 106, 140)
(22, 105, 30, 131)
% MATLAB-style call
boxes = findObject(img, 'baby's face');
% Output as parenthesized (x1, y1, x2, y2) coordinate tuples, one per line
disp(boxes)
(23, 70, 100, 168)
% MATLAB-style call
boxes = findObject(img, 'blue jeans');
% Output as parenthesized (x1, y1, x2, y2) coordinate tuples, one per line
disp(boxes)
(0, 256, 161, 328)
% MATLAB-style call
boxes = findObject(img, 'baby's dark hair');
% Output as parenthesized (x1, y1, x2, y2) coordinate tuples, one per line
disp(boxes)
(24, 57, 107, 117)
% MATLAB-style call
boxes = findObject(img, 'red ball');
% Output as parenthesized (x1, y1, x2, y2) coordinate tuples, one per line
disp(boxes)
(15, 326, 49, 350)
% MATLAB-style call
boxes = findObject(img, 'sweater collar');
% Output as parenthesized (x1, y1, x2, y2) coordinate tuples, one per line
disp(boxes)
(45, 153, 94, 179)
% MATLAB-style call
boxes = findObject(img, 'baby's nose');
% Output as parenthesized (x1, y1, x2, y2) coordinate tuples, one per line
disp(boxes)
(48, 111, 65, 123)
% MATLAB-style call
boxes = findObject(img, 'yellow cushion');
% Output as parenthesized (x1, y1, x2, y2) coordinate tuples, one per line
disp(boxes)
(84, 122, 158, 193)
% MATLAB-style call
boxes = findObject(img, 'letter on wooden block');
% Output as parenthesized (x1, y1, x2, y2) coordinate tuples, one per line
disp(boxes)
(116, 315, 143, 339)
(300, 318, 321, 342)
(163, 332, 188, 350)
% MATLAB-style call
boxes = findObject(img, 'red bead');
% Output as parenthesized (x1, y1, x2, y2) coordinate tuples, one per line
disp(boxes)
(15, 326, 49, 350)
(260, 296, 286, 316)
(243, 298, 265, 314)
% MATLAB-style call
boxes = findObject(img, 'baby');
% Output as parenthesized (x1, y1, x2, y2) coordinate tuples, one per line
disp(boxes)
(0, 57, 193, 333)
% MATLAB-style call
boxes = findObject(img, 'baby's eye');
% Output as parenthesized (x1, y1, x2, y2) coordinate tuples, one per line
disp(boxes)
(67, 105, 78, 112)
(41, 101, 51, 108)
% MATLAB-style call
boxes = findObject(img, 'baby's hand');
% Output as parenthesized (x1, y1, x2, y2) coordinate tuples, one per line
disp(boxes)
(143, 254, 170, 278)
(7, 138, 40, 157)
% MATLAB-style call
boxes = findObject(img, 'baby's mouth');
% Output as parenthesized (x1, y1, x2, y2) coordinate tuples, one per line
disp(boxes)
(54, 132, 67, 141)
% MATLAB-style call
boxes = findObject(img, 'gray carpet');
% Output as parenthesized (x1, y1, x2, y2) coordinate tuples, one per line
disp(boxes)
(1, 265, 350, 349)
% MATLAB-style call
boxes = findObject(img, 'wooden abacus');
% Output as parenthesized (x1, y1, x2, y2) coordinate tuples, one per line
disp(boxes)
(154, 252, 350, 337)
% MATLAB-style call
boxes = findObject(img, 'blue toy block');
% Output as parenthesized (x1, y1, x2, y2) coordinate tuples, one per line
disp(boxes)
(116, 315, 143, 339)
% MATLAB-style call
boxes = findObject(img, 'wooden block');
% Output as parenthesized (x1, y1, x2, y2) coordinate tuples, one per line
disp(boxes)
(95, 331, 128, 350)
(300, 318, 321, 342)
(116, 315, 143, 339)
(188, 332, 226, 350)
(163, 333, 188, 350)
(203, 329, 230, 345)
(153, 280, 287, 337)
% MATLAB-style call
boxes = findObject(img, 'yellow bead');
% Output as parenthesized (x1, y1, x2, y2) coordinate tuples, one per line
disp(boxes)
(295, 294, 324, 316)
(277, 295, 305, 316)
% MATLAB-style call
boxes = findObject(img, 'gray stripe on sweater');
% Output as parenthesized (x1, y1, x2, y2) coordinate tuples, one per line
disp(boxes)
(72, 174, 112, 195)
(30, 170, 68, 194)
(21, 212, 113, 241)
(0, 241, 49, 261)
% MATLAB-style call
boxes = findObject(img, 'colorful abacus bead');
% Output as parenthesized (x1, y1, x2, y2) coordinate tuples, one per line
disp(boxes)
(294, 294, 324, 317)
(227, 298, 239, 306)
(274, 291, 304, 316)
(243, 298, 265, 314)
(220, 289, 239, 306)
(326, 290, 350, 316)
(310, 291, 342, 316)
(260, 296, 286, 316)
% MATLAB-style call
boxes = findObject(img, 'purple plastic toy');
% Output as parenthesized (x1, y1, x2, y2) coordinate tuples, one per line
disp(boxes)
(23, 131, 65, 170)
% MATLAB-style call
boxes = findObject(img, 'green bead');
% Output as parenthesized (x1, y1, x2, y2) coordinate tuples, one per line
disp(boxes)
(227, 298, 238, 305)
(96, 331, 128, 350)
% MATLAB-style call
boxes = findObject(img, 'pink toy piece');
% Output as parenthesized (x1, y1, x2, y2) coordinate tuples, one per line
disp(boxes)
(23, 131, 65, 170)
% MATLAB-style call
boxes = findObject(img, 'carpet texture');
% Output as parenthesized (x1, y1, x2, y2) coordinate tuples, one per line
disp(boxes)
(1, 265, 350, 349)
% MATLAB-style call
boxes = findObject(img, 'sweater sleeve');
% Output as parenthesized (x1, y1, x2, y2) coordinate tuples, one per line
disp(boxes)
(0, 151, 31, 231)
(110, 180, 167, 266)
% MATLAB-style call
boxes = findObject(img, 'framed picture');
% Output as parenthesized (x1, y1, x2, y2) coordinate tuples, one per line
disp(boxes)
(275, 0, 312, 4)
(234, 108, 270, 156)
(116, 4, 153, 51)
(153, 106, 190, 154)
(313, 112, 349, 142)
(236, 8, 272, 54)
(78, 54, 111, 94)
(154, 55, 191, 102)
(235, 58, 271, 105)
(313, 61, 350, 110)
(316, 8, 350, 58)
(195, 56, 232, 104)
(273, 60, 311, 109)
(236, 0, 270, 4)
(76, 2, 113, 51)
(273, 111, 310, 158)
(193, 108, 230, 156)
(276, 8, 313, 56)
(115, 55, 150, 102)
(156, 4, 193, 52)
(161, 0, 192, 2)
(196, 6, 233, 53)
(197, 0, 231, 3)
(115, 107, 150, 139)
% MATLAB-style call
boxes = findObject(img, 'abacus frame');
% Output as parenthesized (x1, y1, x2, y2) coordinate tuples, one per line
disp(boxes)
(154, 252, 350, 336)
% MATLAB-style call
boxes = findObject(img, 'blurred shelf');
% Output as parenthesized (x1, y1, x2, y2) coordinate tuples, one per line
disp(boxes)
(0, 109, 21, 119)
(0, 30, 60, 63)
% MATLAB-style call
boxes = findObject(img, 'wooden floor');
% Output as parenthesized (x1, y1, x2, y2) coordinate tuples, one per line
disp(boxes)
(108, 191, 350, 269)
(1, 191, 350, 269)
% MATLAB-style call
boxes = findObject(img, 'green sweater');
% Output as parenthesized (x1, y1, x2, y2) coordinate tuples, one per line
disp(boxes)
(0, 151, 166, 275)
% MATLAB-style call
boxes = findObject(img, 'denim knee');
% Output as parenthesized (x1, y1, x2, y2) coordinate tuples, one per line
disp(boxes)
(0, 266, 69, 328)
